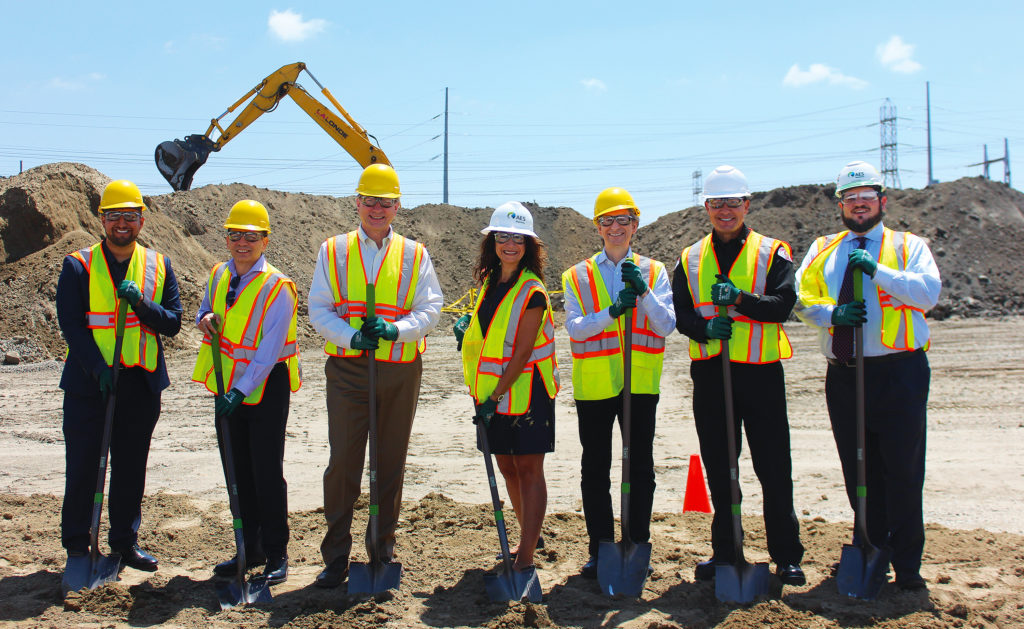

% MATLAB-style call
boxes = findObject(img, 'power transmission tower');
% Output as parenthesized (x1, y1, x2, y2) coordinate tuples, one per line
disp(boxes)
(692, 170, 702, 207)
(968, 138, 1011, 187)
(443, 87, 449, 204)
(879, 98, 901, 189)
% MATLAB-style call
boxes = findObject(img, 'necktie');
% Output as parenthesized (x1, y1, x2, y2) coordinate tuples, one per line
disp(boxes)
(832, 236, 867, 363)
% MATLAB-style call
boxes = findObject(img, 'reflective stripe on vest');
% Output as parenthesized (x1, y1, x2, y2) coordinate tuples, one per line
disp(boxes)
(561, 253, 666, 400)
(72, 243, 166, 371)
(680, 231, 792, 363)
(324, 231, 425, 362)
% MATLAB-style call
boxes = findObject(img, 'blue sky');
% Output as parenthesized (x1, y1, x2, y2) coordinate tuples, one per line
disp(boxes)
(3, 1, 1022, 222)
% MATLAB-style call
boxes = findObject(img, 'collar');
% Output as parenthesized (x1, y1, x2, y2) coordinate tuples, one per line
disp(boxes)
(358, 225, 393, 249)
(596, 248, 634, 267)
(227, 255, 268, 278)
(845, 222, 884, 243)
(712, 224, 750, 246)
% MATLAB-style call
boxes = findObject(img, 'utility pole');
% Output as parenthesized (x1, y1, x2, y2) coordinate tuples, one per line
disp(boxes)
(879, 98, 901, 189)
(443, 88, 449, 204)
(926, 81, 936, 186)
(968, 138, 1011, 187)
(691, 170, 702, 207)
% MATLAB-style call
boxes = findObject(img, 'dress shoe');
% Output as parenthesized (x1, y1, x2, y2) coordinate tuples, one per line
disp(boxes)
(213, 551, 267, 577)
(260, 556, 288, 586)
(580, 555, 598, 579)
(694, 558, 717, 581)
(115, 544, 158, 572)
(776, 563, 806, 586)
(896, 573, 927, 591)
(315, 557, 349, 589)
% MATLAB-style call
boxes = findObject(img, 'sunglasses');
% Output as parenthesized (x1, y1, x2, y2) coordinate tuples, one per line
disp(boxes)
(493, 232, 526, 244)
(102, 210, 141, 223)
(359, 195, 398, 208)
(597, 215, 636, 227)
(706, 198, 746, 209)
(841, 190, 880, 203)
(227, 231, 266, 242)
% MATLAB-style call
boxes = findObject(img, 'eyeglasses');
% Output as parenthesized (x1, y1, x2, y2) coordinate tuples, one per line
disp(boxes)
(597, 215, 636, 227)
(493, 232, 526, 244)
(359, 195, 398, 208)
(841, 190, 880, 203)
(227, 231, 266, 242)
(102, 210, 141, 223)
(226, 275, 241, 307)
(706, 198, 746, 209)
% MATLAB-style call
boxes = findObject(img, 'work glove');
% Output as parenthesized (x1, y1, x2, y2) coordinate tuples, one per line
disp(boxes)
(474, 397, 498, 427)
(621, 260, 648, 295)
(831, 301, 867, 327)
(453, 314, 471, 351)
(97, 368, 114, 398)
(361, 317, 399, 341)
(117, 280, 142, 308)
(608, 286, 639, 319)
(704, 316, 733, 340)
(848, 249, 878, 278)
(711, 274, 742, 306)
(351, 331, 380, 351)
(216, 388, 245, 417)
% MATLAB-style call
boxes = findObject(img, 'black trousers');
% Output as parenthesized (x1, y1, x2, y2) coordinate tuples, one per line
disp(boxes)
(691, 359, 803, 565)
(576, 393, 658, 558)
(826, 350, 929, 577)
(215, 363, 291, 560)
(61, 367, 161, 552)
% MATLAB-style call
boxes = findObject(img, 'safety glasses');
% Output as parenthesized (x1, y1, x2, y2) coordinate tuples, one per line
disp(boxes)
(493, 232, 526, 244)
(706, 198, 746, 209)
(227, 231, 266, 242)
(597, 215, 636, 227)
(102, 210, 141, 223)
(359, 195, 398, 208)
(841, 190, 880, 204)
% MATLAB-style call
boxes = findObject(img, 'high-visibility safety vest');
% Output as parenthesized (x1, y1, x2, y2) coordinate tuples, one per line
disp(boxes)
(461, 270, 559, 415)
(561, 254, 667, 400)
(323, 231, 426, 362)
(192, 262, 301, 405)
(680, 231, 793, 363)
(798, 227, 926, 351)
(70, 242, 166, 371)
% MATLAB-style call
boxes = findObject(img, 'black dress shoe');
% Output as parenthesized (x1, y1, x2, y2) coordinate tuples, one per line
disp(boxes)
(115, 544, 158, 572)
(776, 563, 806, 586)
(896, 573, 927, 591)
(260, 556, 288, 586)
(694, 558, 717, 581)
(580, 555, 598, 579)
(213, 551, 268, 577)
(315, 557, 349, 589)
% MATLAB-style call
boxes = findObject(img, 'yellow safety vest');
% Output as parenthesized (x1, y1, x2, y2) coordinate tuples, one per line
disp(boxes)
(680, 231, 792, 363)
(798, 227, 926, 351)
(561, 254, 667, 400)
(323, 231, 426, 363)
(461, 270, 559, 415)
(192, 261, 302, 404)
(70, 242, 166, 371)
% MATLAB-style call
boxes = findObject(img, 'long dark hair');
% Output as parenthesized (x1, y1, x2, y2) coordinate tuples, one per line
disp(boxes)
(473, 232, 547, 287)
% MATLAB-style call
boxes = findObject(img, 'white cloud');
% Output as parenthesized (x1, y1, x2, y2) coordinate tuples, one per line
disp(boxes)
(876, 35, 922, 73)
(782, 63, 868, 90)
(164, 40, 176, 54)
(581, 78, 607, 92)
(268, 9, 327, 42)
(46, 73, 105, 91)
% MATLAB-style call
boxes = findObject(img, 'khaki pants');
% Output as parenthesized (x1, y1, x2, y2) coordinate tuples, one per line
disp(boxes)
(320, 354, 421, 565)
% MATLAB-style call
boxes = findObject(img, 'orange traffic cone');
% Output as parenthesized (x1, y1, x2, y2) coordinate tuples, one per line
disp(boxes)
(682, 454, 711, 513)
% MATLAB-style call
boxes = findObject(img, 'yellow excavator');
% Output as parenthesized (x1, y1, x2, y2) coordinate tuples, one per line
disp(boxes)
(155, 62, 389, 191)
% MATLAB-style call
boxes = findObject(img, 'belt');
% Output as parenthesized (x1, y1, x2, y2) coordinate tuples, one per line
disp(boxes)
(827, 348, 923, 368)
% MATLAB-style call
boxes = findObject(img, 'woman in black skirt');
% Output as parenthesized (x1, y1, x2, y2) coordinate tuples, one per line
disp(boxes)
(455, 201, 560, 571)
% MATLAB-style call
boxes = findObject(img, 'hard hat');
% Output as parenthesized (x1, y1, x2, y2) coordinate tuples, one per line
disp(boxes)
(480, 201, 537, 238)
(224, 199, 271, 234)
(835, 160, 885, 197)
(593, 187, 639, 223)
(355, 164, 401, 198)
(703, 165, 750, 200)
(99, 180, 146, 212)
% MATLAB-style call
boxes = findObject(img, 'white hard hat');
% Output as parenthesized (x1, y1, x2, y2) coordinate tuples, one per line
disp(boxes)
(835, 160, 885, 197)
(703, 165, 751, 200)
(481, 201, 538, 238)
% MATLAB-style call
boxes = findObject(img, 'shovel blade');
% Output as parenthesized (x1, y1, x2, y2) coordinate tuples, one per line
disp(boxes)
(348, 560, 403, 595)
(837, 542, 891, 600)
(596, 540, 652, 598)
(483, 565, 542, 602)
(62, 553, 121, 596)
(215, 577, 273, 610)
(715, 560, 772, 603)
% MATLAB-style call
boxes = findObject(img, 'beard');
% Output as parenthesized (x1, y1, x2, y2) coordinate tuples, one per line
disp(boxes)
(106, 230, 137, 248)
(842, 209, 884, 234)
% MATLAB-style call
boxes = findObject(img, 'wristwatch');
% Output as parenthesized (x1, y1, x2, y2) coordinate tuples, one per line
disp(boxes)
(491, 392, 505, 403)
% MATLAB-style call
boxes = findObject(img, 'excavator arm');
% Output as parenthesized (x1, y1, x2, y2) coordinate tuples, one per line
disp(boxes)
(155, 62, 389, 191)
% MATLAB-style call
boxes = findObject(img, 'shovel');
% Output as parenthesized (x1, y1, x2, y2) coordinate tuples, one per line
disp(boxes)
(211, 330, 272, 609)
(713, 306, 772, 604)
(62, 299, 128, 596)
(349, 284, 404, 594)
(475, 404, 543, 602)
(836, 269, 892, 600)
(597, 310, 652, 598)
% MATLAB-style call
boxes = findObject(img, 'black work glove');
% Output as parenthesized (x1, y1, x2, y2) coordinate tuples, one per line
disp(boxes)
(704, 316, 733, 340)
(97, 369, 114, 397)
(608, 286, 639, 318)
(453, 314, 471, 351)
(711, 274, 742, 306)
(621, 260, 648, 295)
(474, 397, 498, 427)
(216, 388, 245, 417)
(117, 280, 142, 308)
(831, 301, 867, 327)
(351, 331, 379, 351)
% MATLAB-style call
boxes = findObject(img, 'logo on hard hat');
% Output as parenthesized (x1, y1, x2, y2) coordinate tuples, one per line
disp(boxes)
(508, 211, 527, 224)
(848, 171, 865, 179)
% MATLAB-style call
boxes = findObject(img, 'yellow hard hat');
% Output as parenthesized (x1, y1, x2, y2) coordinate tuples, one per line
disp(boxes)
(224, 200, 271, 234)
(99, 180, 146, 212)
(593, 187, 639, 223)
(355, 164, 401, 198)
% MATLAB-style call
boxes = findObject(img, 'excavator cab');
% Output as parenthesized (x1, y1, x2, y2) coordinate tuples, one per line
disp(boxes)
(155, 135, 216, 192)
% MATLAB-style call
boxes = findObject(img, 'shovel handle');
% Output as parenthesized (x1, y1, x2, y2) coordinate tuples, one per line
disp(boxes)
(620, 312, 633, 542)
(717, 305, 745, 561)
(211, 329, 248, 587)
(365, 283, 382, 564)
(852, 269, 870, 542)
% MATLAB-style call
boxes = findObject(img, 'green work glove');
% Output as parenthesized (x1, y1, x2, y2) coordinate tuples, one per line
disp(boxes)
(848, 249, 878, 278)
(621, 260, 648, 295)
(216, 388, 245, 417)
(361, 317, 398, 341)
(831, 301, 867, 327)
(351, 331, 379, 351)
(711, 274, 742, 306)
(704, 316, 733, 340)
(474, 397, 498, 427)
(453, 314, 471, 351)
(97, 369, 114, 397)
(117, 280, 142, 308)
(608, 286, 639, 318)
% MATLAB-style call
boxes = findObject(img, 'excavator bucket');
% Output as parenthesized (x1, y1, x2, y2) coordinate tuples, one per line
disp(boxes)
(155, 135, 216, 191)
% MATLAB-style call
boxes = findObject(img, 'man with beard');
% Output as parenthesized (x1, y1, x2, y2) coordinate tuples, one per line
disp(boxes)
(56, 179, 183, 573)
(794, 161, 941, 591)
